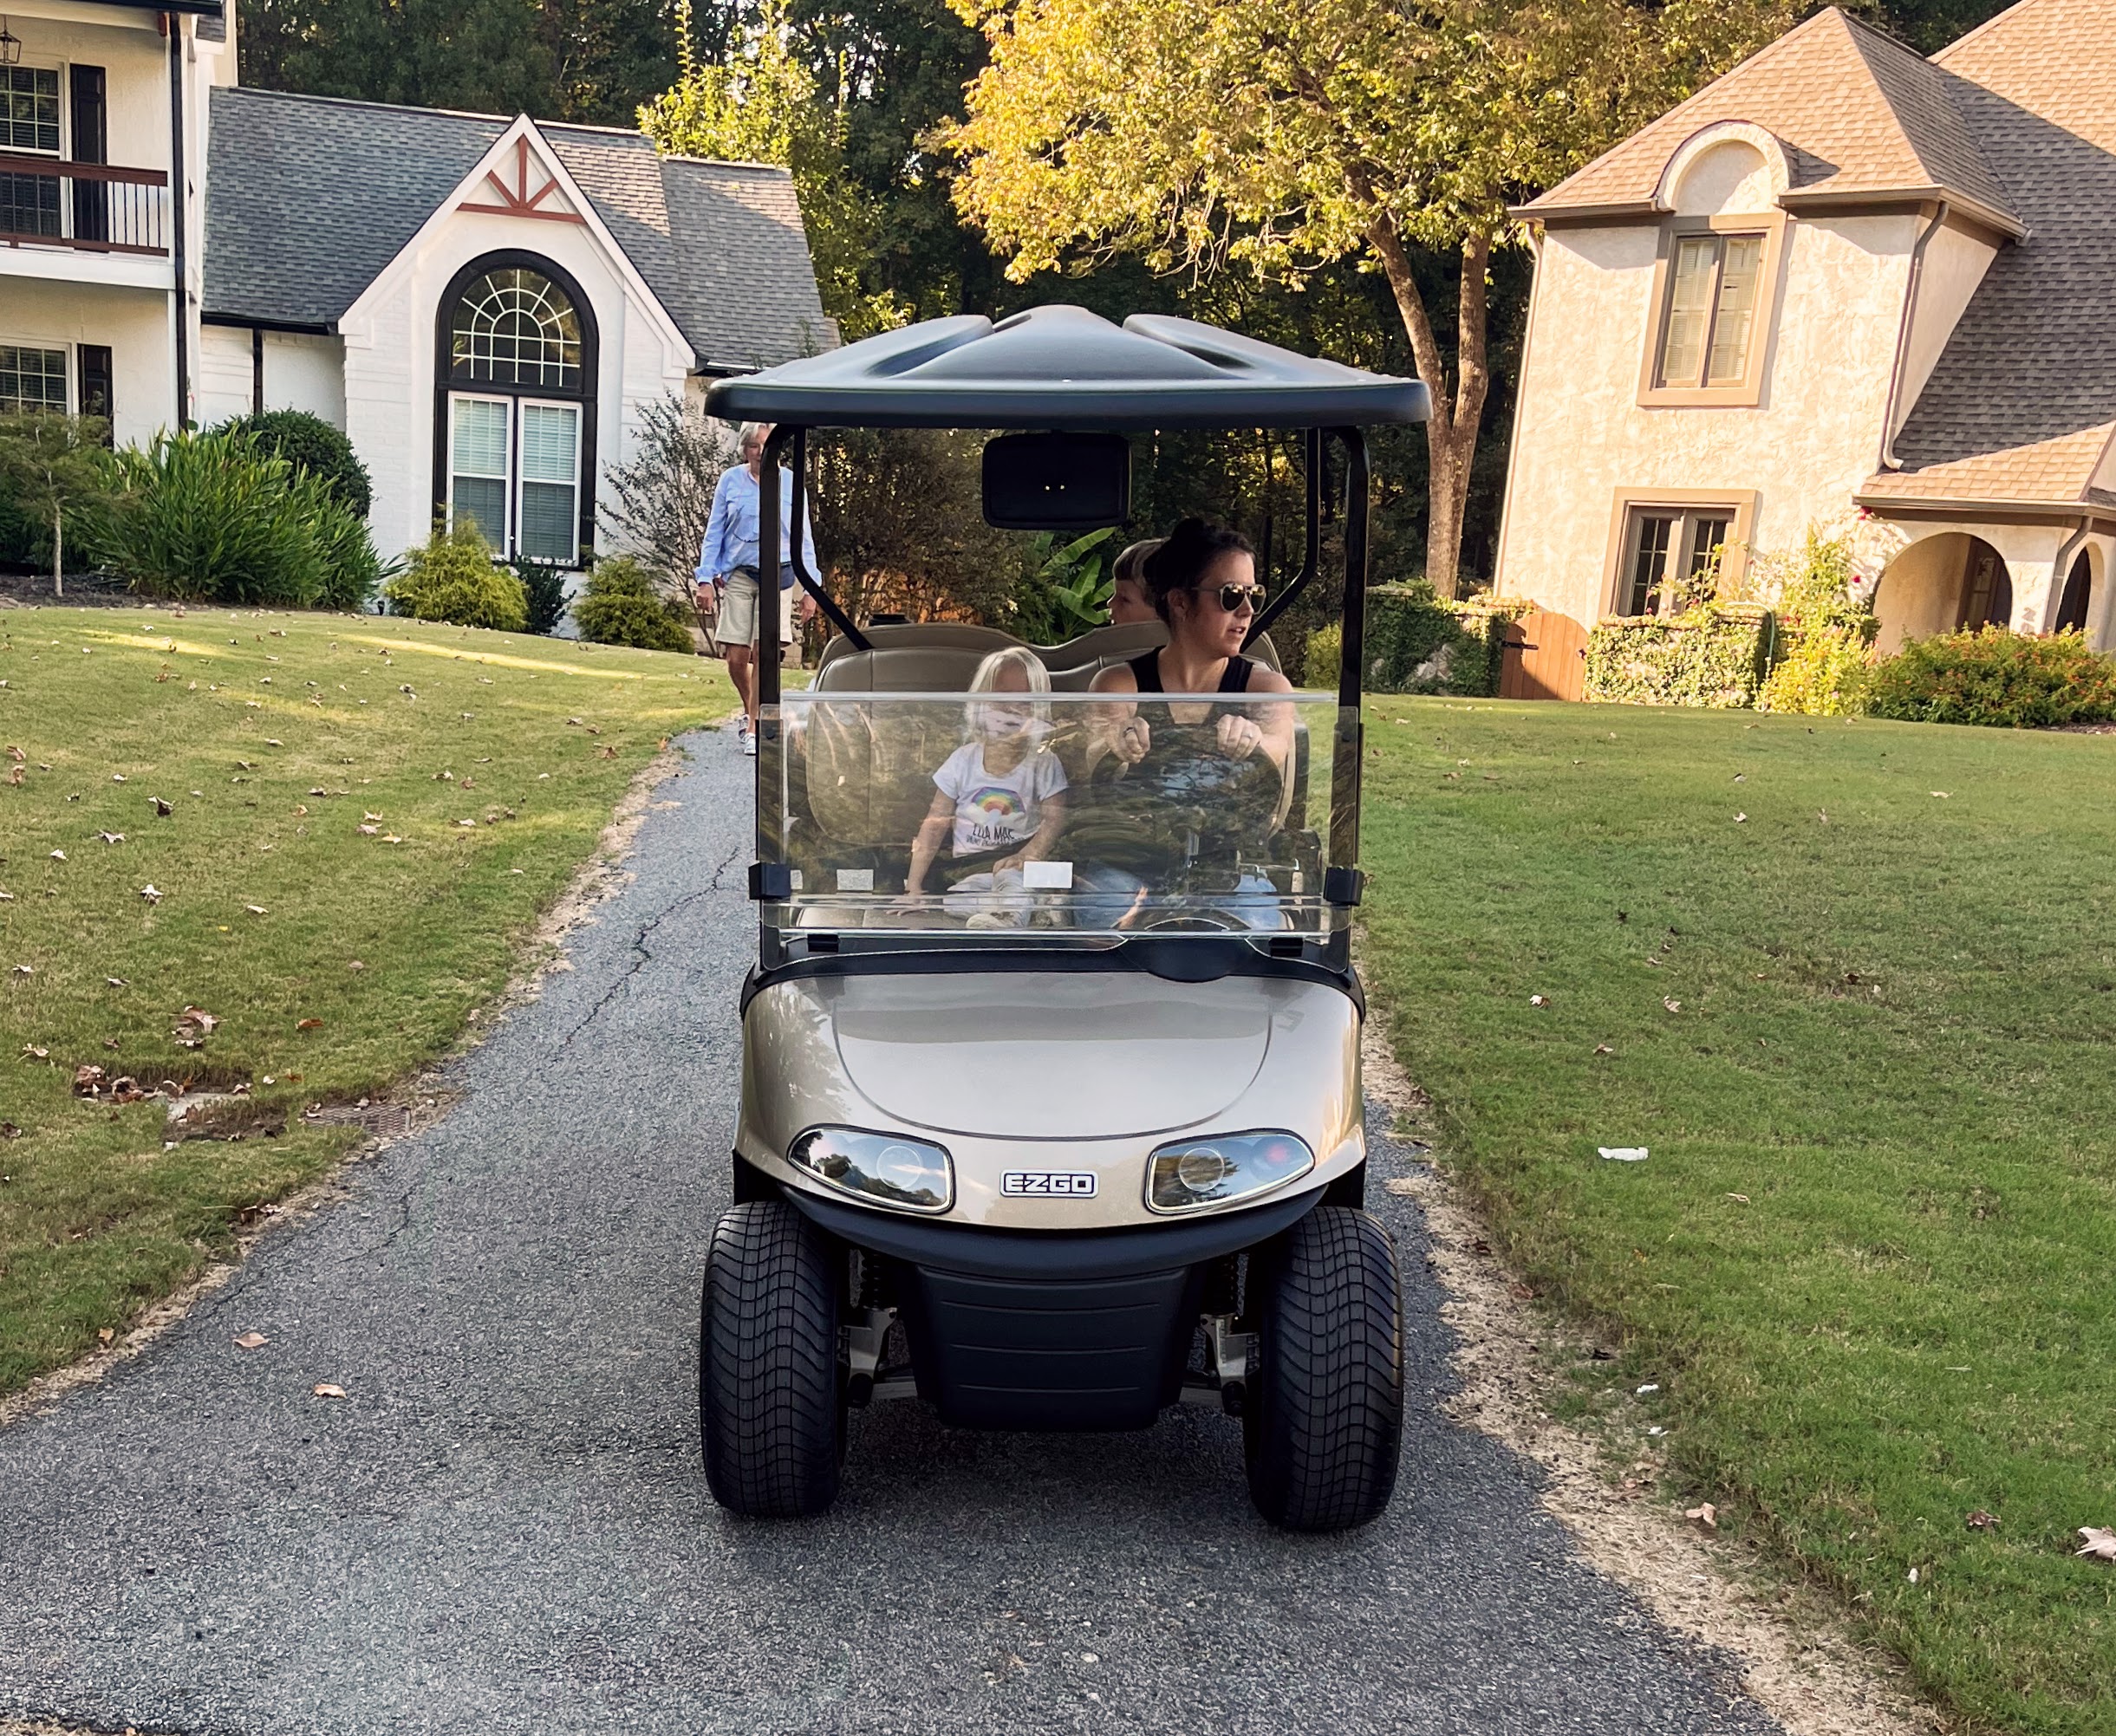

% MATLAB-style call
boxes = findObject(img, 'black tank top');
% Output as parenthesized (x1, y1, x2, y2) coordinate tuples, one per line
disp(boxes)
(1128, 650, 1254, 694)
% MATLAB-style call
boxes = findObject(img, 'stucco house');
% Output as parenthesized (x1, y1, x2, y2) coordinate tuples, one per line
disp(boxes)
(1493, 0, 2116, 696)
(2, 0, 829, 572)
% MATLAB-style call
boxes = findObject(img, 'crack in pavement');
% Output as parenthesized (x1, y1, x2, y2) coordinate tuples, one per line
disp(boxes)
(557, 840, 739, 1050)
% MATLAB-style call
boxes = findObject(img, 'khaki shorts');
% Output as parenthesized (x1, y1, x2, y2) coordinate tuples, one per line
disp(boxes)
(712, 568, 797, 647)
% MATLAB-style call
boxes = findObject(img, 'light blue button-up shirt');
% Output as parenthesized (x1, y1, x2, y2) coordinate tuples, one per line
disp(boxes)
(695, 464, 818, 589)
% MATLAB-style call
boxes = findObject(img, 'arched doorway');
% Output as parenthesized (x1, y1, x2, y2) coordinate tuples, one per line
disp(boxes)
(432, 252, 599, 565)
(1872, 533, 2014, 653)
(2052, 548, 2094, 636)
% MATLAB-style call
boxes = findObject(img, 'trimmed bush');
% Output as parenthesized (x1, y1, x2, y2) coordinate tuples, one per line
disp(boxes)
(1758, 627, 1873, 716)
(1305, 621, 1342, 688)
(101, 427, 378, 608)
(218, 409, 372, 517)
(1865, 627, 2116, 728)
(512, 556, 571, 637)
(386, 521, 529, 632)
(571, 556, 694, 652)
(1357, 582, 1521, 695)
(1585, 603, 1774, 708)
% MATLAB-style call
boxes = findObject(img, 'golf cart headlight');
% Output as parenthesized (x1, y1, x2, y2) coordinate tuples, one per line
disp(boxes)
(1146, 1131, 1313, 1214)
(789, 1127, 954, 1215)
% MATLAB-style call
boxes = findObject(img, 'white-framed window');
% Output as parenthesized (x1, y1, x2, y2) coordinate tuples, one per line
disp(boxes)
(1616, 504, 1732, 618)
(1, 66, 62, 153)
(517, 400, 580, 562)
(1657, 232, 1764, 389)
(0, 343, 68, 414)
(447, 392, 581, 564)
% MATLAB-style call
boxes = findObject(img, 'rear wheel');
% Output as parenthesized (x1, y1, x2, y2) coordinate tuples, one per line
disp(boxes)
(700, 1200, 844, 1518)
(1242, 1206, 1403, 1531)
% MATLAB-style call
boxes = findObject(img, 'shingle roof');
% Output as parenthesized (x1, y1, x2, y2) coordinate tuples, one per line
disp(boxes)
(1520, 7, 2015, 228)
(203, 86, 833, 371)
(1875, 0, 2116, 504)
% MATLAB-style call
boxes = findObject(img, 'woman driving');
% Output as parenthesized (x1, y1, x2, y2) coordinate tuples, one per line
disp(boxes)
(1088, 517, 1295, 769)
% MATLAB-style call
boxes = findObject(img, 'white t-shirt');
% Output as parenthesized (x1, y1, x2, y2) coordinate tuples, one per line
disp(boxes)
(934, 742, 1068, 855)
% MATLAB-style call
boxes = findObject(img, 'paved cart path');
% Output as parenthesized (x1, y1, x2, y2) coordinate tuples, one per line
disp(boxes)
(0, 730, 1782, 1736)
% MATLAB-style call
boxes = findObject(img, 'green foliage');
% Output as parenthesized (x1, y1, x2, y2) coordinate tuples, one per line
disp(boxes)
(101, 427, 378, 609)
(386, 520, 530, 632)
(1304, 621, 1342, 689)
(217, 409, 373, 518)
(1360, 582, 1518, 696)
(570, 556, 693, 651)
(1585, 604, 1774, 708)
(1866, 627, 2116, 729)
(598, 393, 731, 601)
(512, 555, 572, 636)
(0, 411, 116, 593)
(1019, 527, 1117, 640)
(1754, 530, 1877, 717)
(641, 0, 909, 339)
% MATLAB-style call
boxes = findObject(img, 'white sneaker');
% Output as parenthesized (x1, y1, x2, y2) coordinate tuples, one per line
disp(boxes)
(742, 731, 757, 757)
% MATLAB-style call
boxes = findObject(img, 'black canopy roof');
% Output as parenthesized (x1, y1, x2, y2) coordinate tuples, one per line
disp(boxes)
(702, 305, 1428, 430)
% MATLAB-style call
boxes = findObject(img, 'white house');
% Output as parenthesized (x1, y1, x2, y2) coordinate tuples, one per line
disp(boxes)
(1, 0, 830, 570)
(1494, 0, 2116, 695)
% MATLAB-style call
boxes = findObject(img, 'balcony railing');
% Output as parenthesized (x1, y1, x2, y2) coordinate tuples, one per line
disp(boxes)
(0, 153, 169, 257)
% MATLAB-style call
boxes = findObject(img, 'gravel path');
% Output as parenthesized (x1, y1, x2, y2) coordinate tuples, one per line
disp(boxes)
(0, 726, 1783, 1736)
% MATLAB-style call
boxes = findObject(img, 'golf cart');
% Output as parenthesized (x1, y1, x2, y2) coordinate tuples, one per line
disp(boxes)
(700, 307, 1428, 1531)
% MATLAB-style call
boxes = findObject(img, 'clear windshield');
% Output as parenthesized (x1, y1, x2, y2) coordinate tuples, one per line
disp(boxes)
(758, 689, 1344, 940)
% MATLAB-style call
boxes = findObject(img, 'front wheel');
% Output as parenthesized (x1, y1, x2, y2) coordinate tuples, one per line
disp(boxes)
(700, 1200, 844, 1518)
(1243, 1206, 1404, 1531)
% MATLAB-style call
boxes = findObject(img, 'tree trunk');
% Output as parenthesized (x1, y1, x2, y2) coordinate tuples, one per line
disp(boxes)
(51, 502, 62, 600)
(1364, 217, 1494, 599)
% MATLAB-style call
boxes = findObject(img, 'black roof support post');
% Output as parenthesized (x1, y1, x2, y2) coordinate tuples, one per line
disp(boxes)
(788, 428, 870, 652)
(1245, 426, 1323, 653)
(1328, 426, 1369, 875)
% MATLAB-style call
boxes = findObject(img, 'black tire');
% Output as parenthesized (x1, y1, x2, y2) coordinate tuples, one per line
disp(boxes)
(699, 1200, 844, 1518)
(1243, 1206, 1404, 1531)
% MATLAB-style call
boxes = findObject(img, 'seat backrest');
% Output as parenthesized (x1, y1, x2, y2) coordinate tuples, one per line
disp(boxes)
(814, 622, 1019, 693)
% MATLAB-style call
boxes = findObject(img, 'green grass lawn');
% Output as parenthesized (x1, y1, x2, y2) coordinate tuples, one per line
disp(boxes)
(1361, 699, 2114, 1736)
(0, 607, 726, 1395)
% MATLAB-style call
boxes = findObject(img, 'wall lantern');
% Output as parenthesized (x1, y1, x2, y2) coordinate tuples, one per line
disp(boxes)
(0, 19, 23, 66)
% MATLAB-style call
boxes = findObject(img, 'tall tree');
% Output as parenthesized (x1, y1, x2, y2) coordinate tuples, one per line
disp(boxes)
(945, 0, 1794, 595)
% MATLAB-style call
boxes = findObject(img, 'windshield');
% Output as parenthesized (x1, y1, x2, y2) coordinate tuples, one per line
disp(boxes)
(757, 689, 1344, 940)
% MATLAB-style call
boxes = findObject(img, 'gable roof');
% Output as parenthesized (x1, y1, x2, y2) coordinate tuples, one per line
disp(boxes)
(203, 86, 833, 372)
(1873, 0, 2116, 506)
(1520, 7, 2016, 233)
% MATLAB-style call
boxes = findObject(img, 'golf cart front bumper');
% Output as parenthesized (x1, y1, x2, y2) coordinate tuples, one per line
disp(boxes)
(783, 1184, 1324, 1431)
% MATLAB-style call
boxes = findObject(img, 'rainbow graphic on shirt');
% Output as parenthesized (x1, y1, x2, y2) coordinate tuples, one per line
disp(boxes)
(960, 784, 1030, 848)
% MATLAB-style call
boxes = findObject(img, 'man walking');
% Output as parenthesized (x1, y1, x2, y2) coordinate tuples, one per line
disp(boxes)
(697, 422, 818, 754)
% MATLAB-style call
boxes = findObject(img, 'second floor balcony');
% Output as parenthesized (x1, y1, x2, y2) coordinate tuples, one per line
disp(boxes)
(0, 153, 168, 257)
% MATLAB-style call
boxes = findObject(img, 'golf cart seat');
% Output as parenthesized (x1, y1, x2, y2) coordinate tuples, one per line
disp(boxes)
(814, 622, 1017, 693)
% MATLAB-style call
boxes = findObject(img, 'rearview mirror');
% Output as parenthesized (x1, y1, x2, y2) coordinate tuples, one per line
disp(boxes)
(982, 432, 1131, 530)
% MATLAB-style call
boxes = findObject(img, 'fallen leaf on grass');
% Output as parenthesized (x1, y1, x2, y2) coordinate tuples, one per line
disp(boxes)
(0, 1120, 16, 1137)
(0, 891, 14, 902)
(1965, 1511, 1999, 1531)
(11, 966, 31, 980)
(97, 1327, 114, 1344)
(1685, 1503, 1718, 1531)
(174, 1007, 218, 1037)
(1598, 1147, 1650, 1162)
(1930, 791, 1950, 799)
(3, 745, 20, 761)
(22, 1043, 49, 1059)
(1592, 1044, 1613, 1056)
(311, 1383, 347, 1400)
(597, 744, 618, 758)
(140, 885, 161, 903)
(110, 772, 126, 783)
(1725, 1193, 1750, 1204)
(152, 796, 172, 816)
(49, 849, 66, 861)
(1733, 812, 1747, 823)
(296, 1018, 322, 1031)
(2078, 1527, 2116, 1562)
(1662, 998, 1682, 1014)
(357, 823, 379, 835)
(232, 1331, 268, 1350)
(1528, 994, 1548, 1007)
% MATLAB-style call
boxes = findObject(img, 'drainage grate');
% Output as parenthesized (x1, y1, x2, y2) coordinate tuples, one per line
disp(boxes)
(302, 1102, 415, 1136)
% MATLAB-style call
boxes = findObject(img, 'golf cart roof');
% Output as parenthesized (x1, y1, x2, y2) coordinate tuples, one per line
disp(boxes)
(705, 306, 1429, 431)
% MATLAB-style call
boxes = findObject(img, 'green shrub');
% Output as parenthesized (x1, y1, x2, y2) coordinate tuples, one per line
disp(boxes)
(1865, 627, 2116, 728)
(571, 556, 693, 653)
(1305, 621, 1342, 688)
(101, 427, 376, 608)
(1359, 582, 1519, 695)
(1758, 627, 1873, 716)
(386, 521, 528, 632)
(217, 409, 372, 517)
(1585, 603, 1774, 707)
(512, 556, 570, 636)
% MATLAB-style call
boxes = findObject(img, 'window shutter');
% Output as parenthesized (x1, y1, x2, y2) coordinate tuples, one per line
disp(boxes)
(69, 66, 108, 244)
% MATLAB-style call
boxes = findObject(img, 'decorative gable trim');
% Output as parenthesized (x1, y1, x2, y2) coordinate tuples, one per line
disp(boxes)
(459, 136, 589, 225)
(339, 114, 695, 372)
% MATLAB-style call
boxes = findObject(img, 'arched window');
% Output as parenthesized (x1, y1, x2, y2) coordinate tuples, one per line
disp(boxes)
(2053, 549, 2093, 636)
(433, 253, 597, 565)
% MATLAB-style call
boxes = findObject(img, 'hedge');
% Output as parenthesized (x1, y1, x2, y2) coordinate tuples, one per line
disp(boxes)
(1584, 603, 1775, 708)
(1302, 583, 1524, 694)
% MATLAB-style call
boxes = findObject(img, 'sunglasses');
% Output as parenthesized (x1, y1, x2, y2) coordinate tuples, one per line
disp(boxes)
(1195, 582, 1266, 614)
